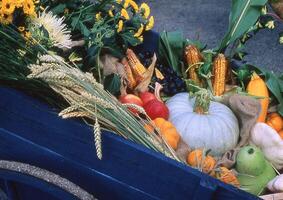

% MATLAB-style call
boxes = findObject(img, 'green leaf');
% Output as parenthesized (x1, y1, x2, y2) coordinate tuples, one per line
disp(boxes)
(104, 74, 121, 95)
(185, 39, 206, 51)
(158, 31, 186, 75)
(218, 0, 268, 52)
(121, 32, 141, 46)
(51, 4, 66, 15)
(79, 22, 91, 37)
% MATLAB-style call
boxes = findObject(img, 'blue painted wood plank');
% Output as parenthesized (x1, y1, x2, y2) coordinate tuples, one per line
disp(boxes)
(0, 87, 260, 200)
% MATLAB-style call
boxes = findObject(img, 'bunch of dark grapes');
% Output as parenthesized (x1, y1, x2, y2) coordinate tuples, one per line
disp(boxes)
(138, 52, 186, 96)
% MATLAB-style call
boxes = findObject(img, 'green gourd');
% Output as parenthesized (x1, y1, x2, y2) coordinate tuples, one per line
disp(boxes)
(236, 146, 276, 195)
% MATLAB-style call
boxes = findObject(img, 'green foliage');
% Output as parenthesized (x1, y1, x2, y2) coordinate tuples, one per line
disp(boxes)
(104, 74, 121, 95)
(0, 26, 65, 107)
(218, 0, 268, 53)
(158, 31, 186, 76)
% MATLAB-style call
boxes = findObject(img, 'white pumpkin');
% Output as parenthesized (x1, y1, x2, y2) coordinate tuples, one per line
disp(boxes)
(167, 92, 239, 156)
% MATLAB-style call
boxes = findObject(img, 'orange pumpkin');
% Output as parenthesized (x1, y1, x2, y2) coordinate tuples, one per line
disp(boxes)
(187, 149, 216, 174)
(215, 167, 240, 187)
(144, 118, 180, 150)
(266, 113, 283, 132)
(247, 72, 269, 122)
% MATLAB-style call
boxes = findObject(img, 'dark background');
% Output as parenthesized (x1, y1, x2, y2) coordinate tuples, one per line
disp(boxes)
(143, 0, 283, 73)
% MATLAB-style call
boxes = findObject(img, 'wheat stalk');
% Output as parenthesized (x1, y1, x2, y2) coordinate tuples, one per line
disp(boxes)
(28, 54, 182, 162)
(94, 117, 102, 160)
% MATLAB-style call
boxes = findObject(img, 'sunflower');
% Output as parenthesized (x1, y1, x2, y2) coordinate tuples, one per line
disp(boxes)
(134, 24, 144, 37)
(117, 20, 123, 33)
(139, 3, 150, 18)
(121, 8, 130, 20)
(129, 1, 138, 12)
(0, 13, 13, 25)
(145, 16, 154, 31)
(0, 0, 16, 15)
(14, 0, 24, 8)
(123, 0, 131, 8)
(23, 0, 36, 17)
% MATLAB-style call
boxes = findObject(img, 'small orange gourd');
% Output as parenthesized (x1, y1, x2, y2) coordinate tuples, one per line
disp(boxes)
(266, 113, 283, 132)
(144, 118, 180, 150)
(187, 149, 216, 174)
(215, 167, 240, 187)
(247, 72, 269, 122)
(278, 129, 283, 139)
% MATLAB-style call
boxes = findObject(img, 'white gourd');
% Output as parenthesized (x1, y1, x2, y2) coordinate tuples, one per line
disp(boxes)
(250, 123, 283, 170)
(166, 92, 239, 156)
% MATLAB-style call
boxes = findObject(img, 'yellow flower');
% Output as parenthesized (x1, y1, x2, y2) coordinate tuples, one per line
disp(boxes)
(116, 0, 122, 3)
(123, 0, 131, 8)
(0, 0, 16, 15)
(95, 12, 101, 21)
(145, 16, 154, 31)
(18, 26, 25, 32)
(108, 10, 114, 17)
(138, 36, 143, 42)
(265, 20, 275, 29)
(121, 8, 130, 20)
(129, 1, 138, 12)
(64, 8, 69, 15)
(117, 20, 123, 33)
(0, 13, 13, 25)
(14, 0, 24, 8)
(23, 0, 36, 16)
(24, 31, 32, 40)
(134, 24, 144, 37)
(139, 3, 150, 18)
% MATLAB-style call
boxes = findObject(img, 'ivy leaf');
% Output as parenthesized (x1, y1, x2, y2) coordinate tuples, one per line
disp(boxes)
(218, 0, 268, 52)
(104, 74, 121, 95)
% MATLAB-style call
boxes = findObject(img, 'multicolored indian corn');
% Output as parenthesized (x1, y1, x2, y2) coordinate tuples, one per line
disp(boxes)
(122, 58, 137, 90)
(185, 45, 203, 85)
(212, 54, 228, 96)
(126, 49, 146, 82)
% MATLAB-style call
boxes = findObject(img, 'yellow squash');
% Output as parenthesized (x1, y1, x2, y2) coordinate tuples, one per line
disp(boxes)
(247, 72, 269, 122)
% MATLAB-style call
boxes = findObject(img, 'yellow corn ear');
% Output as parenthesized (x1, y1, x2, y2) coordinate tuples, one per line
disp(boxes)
(122, 58, 137, 90)
(126, 49, 146, 82)
(212, 54, 228, 96)
(185, 45, 203, 85)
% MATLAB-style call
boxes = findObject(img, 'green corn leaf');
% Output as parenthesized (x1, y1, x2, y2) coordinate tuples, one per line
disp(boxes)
(218, 0, 268, 52)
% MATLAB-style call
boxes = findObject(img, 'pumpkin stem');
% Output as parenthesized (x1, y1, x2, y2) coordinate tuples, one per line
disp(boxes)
(193, 89, 211, 114)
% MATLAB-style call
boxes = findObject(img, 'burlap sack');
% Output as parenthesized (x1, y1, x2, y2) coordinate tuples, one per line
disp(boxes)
(175, 94, 261, 168)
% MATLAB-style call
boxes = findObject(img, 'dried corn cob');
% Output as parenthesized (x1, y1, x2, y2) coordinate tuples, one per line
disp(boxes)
(212, 54, 228, 96)
(126, 49, 146, 83)
(122, 58, 137, 90)
(185, 45, 203, 85)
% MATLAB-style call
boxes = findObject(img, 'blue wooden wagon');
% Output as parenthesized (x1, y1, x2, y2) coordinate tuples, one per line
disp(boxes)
(0, 32, 259, 200)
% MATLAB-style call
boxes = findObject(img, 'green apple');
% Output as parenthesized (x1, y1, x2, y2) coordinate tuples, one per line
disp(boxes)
(236, 146, 266, 176)
(236, 146, 276, 195)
